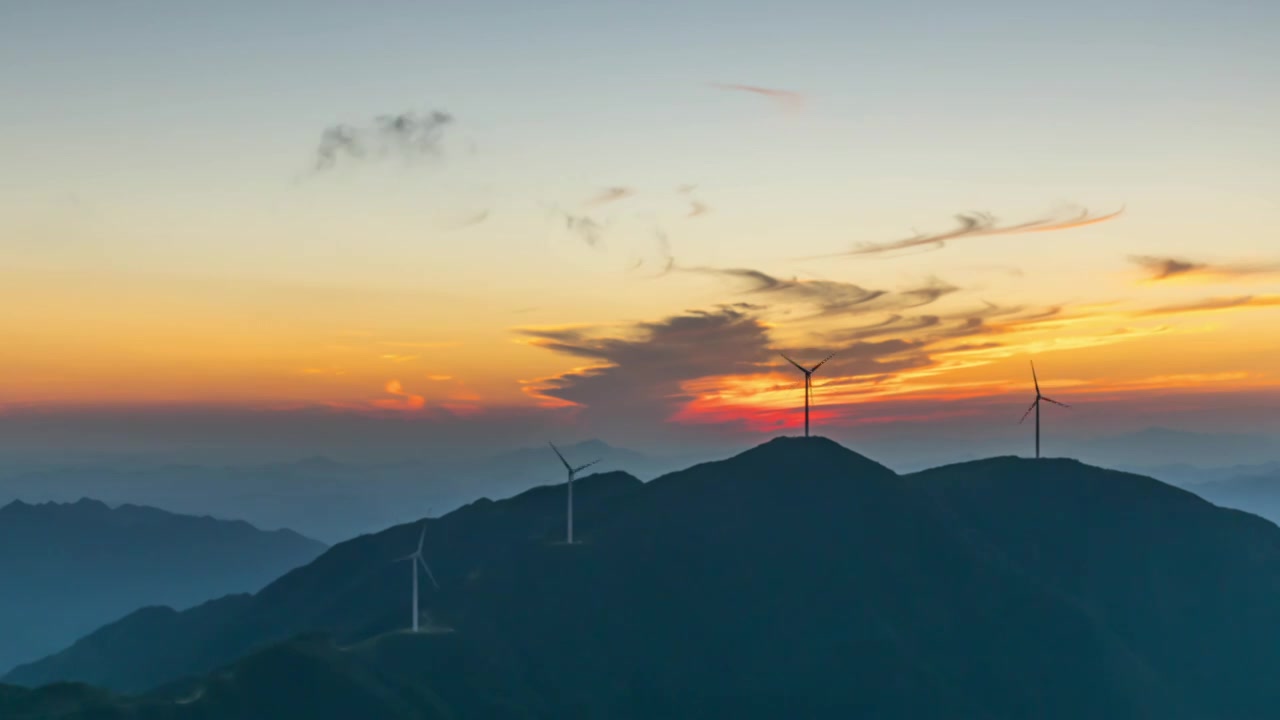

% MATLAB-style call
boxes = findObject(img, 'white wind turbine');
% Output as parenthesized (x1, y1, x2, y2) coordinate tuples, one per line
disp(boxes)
(550, 442, 600, 545)
(397, 520, 439, 632)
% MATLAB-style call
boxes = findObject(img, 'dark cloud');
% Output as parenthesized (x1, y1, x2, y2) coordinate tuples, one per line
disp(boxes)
(709, 83, 805, 112)
(838, 207, 1124, 257)
(315, 110, 454, 171)
(521, 306, 773, 417)
(1130, 255, 1280, 282)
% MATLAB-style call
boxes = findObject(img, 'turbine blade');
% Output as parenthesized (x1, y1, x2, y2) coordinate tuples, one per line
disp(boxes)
(1018, 398, 1038, 424)
(1041, 396, 1070, 408)
(780, 353, 807, 373)
(573, 459, 601, 474)
(1031, 360, 1040, 394)
(548, 442, 572, 472)
(810, 351, 836, 373)
(417, 523, 427, 553)
(418, 556, 440, 590)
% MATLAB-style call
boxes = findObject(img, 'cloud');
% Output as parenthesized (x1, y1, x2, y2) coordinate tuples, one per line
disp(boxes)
(1129, 255, 1206, 281)
(773, 338, 932, 380)
(838, 206, 1124, 257)
(519, 299, 979, 428)
(710, 83, 805, 112)
(584, 187, 635, 207)
(831, 314, 943, 341)
(373, 379, 426, 411)
(520, 306, 773, 418)
(442, 209, 490, 230)
(314, 110, 454, 171)
(564, 214, 605, 247)
(688, 266, 958, 317)
(1137, 295, 1280, 316)
(1130, 255, 1280, 282)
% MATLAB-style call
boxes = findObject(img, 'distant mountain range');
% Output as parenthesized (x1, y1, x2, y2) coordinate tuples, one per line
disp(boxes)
(1068, 426, 1280, 469)
(0, 499, 325, 674)
(0, 440, 689, 542)
(9, 437, 1280, 718)
(1181, 465, 1280, 527)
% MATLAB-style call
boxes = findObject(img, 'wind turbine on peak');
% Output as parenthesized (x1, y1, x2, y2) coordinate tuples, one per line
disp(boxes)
(780, 351, 836, 437)
(396, 520, 438, 632)
(550, 442, 600, 545)
(1019, 360, 1070, 459)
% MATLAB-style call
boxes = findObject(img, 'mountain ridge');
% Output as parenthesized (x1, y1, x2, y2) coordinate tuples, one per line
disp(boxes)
(9, 437, 1280, 718)
(0, 499, 325, 674)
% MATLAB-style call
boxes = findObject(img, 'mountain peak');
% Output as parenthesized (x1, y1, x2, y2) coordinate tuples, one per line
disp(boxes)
(734, 435, 896, 475)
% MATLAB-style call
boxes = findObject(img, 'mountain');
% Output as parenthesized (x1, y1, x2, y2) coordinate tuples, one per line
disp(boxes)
(1184, 464, 1280, 526)
(12, 438, 1280, 717)
(0, 632, 549, 720)
(0, 440, 685, 542)
(0, 499, 326, 674)
(905, 457, 1280, 718)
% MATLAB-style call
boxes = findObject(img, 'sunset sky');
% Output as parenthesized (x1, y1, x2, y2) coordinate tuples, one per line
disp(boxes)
(2, 0, 1278, 457)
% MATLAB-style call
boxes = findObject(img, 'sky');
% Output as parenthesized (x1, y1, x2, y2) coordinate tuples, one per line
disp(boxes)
(1, 0, 1278, 459)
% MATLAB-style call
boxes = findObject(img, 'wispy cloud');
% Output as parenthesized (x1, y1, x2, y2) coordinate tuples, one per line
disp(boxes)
(835, 207, 1124, 257)
(564, 214, 605, 247)
(687, 266, 958, 318)
(583, 186, 635, 207)
(1137, 295, 1280, 316)
(314, 110, 454, 171)
(1130, 255, 1280, 282)
(710, 83, 805, 113)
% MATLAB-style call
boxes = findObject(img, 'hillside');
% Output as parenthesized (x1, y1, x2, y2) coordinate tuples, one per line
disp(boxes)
(0, 499, 326, 674)
(14, 438, 1280, 717)
(0, 633, 548, 720)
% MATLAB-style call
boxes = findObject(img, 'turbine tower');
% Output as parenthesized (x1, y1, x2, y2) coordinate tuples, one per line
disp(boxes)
(1019, 360, 1070, 459)
(397, 521, 439, 632)
(549, 442, 600, 545)
(781, 352, 835, 437)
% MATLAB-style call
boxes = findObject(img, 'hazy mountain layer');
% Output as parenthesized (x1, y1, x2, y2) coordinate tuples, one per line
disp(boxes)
(0, 499, 325, 674)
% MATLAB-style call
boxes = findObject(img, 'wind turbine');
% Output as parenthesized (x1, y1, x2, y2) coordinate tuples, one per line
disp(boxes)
(1019, 361, 1070, 459)
(549, 442, 600, 545)
(780, 351, 836, 437)
(397, 521, 439, 632)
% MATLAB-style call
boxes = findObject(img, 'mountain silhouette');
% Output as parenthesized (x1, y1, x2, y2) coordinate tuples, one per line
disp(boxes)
(10, 438, 1280, 718)
(0, 498, 326, 674)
